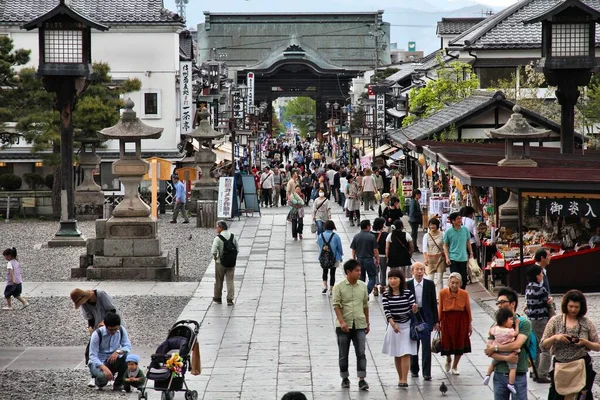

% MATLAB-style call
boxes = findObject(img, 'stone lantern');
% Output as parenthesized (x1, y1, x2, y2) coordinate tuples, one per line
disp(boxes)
(80, 100, 171, 280)
(485, 105, 552, 167)
(184, 107, 226, 202)
(74, 133, 104, 220)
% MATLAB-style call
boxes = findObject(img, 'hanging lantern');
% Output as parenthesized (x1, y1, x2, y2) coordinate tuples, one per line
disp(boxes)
(426, 166, 433, 177)
(418, 154, 426, 166)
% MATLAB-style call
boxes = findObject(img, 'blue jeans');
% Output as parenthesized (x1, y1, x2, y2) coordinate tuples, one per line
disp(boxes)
(493, 372, 527, 400)
(316, 220, 325, 236)
(339, 192, 346, 207)
(358, 257, 376, 294)
(336, 327, 367, 378)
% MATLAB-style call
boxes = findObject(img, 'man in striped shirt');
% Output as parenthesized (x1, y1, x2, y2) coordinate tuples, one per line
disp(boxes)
(524, 265, 552, 384)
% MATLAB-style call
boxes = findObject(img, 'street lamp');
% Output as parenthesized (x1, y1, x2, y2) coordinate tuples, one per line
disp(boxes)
(525, 0, 600, 154)
(23, 0, 108, 246)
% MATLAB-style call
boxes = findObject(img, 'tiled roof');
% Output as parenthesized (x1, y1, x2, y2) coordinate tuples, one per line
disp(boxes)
(384, 63, 420, 84)
(388, 90, 579, 146)
(448, 0, 600, 50)
(0, 0, 184, 25)
(436, 17, 486, 35)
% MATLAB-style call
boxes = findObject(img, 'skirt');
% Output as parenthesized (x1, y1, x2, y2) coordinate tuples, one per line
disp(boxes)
(382, 321, 417, 357)
(440, 310, 471, 356)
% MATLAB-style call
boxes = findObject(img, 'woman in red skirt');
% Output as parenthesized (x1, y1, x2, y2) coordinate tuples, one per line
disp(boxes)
(438, 272, 472, 375)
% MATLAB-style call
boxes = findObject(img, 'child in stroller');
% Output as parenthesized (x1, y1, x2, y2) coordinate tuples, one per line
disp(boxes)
(137, 320, 200, 400)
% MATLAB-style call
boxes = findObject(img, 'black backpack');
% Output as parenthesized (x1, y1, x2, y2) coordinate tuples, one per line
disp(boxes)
(319, 233, 337, 269)
(218, 234, 238, 268)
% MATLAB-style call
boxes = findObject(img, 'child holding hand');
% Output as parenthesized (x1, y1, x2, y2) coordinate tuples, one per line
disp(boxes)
(3, 247, 29, 311)
(483, 308, 520, 395)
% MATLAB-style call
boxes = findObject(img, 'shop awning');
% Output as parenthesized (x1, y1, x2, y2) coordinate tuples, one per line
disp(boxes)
(386, 107, 407, 119)
(374, 144, 392, 157)
(389, 149, 406, 161)
(383, 146, 399, 156)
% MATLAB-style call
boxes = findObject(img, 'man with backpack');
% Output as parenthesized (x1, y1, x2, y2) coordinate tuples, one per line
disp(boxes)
(211, 220, 239, 306)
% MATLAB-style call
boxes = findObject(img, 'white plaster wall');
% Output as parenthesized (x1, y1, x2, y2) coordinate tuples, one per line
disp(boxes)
(4, 27, 181, 154)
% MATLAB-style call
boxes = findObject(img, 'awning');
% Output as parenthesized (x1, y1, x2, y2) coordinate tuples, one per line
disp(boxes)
(374, 144, 392, 157)
(386, 107, 407, 118)
(383, 146, 399, 156)
(389, 150, 406, 161)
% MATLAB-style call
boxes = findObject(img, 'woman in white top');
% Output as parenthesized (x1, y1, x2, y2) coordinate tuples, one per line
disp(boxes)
(312, 190, 331, 236)
(423, 217, 446, 297)
(362, 168, 377, 212)
(386, 220, 414, 279)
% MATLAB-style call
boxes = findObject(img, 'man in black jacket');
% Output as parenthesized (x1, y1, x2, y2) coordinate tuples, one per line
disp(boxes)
(333, 167, 342, 206)
(407, 262, 438, 381)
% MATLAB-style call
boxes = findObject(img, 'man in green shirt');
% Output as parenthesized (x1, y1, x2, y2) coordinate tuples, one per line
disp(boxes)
(484, 288, 531, 400)
(443, 212, 473, 289)
(333, 259, 370, 391)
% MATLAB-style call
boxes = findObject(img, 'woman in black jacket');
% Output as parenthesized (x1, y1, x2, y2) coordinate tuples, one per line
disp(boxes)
(386, 219, 414, 279)
(382, 197, 404, 228)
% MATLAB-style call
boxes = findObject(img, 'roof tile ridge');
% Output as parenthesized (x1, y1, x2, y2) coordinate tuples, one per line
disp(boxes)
(449, 0, 536, 47)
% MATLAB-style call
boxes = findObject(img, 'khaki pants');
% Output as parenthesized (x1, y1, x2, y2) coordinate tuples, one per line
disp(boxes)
(214, 261, 235, 302)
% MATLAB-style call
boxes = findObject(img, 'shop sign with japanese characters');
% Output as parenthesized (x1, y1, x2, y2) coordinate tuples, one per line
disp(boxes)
(376, 93, 385, 131)
(529, 198, 599, 218)
(179, 61, 193, 135)
(217, 177, 235, 219)
(247, 72, 255, 111)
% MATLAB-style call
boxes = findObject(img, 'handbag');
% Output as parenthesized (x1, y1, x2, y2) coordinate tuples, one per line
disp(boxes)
(468, 258, 482, 278)
(410, 312, 430, 341)
(311, 222, 317, 234)
(431, 330, 441, 353)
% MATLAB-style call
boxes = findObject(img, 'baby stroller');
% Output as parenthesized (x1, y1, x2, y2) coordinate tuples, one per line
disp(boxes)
(138, 320, 200, 400)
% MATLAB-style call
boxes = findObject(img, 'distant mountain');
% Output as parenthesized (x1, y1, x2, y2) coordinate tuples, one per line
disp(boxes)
(386, 4, 501, 55)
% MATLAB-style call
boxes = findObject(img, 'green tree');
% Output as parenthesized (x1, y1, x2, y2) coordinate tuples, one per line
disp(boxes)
(272, 111, 285, 137)
(402, 52, 479, 126)
(282, 97, 316, 138)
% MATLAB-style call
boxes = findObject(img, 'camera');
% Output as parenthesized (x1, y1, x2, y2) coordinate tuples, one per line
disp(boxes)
(569, 336, 580, 344)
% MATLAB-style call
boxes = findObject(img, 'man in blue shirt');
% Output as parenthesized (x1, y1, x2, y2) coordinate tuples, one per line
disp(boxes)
(171, 175, 189, 224)
(88, 312, 132, 391)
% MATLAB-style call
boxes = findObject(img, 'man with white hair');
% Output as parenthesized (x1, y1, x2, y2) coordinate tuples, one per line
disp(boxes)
(211, 220, 239, 306)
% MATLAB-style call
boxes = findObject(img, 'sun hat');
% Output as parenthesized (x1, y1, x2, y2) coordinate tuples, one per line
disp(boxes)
(70, 288, 92, 309)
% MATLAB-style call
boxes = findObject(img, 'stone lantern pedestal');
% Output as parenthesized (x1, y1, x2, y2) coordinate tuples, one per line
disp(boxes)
(75, 100, 172, 280)
(75, 142, 104, 220)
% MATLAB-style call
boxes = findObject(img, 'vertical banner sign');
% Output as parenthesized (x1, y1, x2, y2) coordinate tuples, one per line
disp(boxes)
(376, 93, 386, 133)
(208, 62, 220, 95)
(217, 176, 235, 219)
(247, 72, 255, 110)
(180, 61, 193, 135)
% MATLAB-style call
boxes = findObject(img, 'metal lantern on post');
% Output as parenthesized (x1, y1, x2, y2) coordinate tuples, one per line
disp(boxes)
(22, 0, 108, 247)
(525, 0, 600, 154)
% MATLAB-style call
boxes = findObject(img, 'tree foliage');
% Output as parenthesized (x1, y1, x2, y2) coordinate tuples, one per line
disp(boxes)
(402, 53, 479, 126)
(282, 97, 316, 138)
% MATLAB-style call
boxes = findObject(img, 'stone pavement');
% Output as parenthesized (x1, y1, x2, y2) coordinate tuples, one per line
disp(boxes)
(1, 201, 553, 400)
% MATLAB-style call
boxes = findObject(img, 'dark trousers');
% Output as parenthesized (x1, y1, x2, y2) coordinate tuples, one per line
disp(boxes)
(358, 257, 376, 294)
(450, 260, 468, 289)
(410, 330, 432, 377)
(336, 327, 367, 379)
(89, 354, 127, 387)
(280, 187, 287, 206)
(322, 267, 337, 286)
(291, 217, 303, 238)
(410, 222, 420, 251)
(123, 381, 143, 392)
(262, 188, 272, 206)
(338, 192, 346, 207)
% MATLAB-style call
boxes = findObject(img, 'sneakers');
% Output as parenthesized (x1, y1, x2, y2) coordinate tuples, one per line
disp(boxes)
(451, 368, 460, 375)
(87, 378, 96, 388)
(482, 375, 491, 386)
(507, 384, 516, 395)
(341, 378, 350, 388)
(2, 306, 13, 311)
(358, 379, 369, 391)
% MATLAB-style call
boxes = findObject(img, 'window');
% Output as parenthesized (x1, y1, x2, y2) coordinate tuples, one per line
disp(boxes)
(142, 90, 161, 119)
(477, 67, 516, 88)
(551, 24, 589, 57)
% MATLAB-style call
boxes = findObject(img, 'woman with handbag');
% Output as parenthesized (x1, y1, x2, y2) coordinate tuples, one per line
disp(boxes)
(381, 268, 418, 388)
(288, 185, 305, 241)
(312, 190, 331, 236)
(423, 217, 446, 297)
(438, 272, 472, 375)
(541, 290, 599, 400)
(386, 220, 414, 279)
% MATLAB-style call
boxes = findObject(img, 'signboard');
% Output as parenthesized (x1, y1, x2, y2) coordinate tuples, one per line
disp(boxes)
(376, 93, 386, 132)
(217, 177, 235, 219)
(208, 62, 220, 95)
(408, 41, 416, 52)
(179, 61, 193, 135)
(247, 72, 255, 111)
(528, 198, 600, 218)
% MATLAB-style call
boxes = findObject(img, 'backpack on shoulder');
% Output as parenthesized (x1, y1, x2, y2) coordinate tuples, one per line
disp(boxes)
(218, 234, 238, 268)
(319, 233, 337, 269)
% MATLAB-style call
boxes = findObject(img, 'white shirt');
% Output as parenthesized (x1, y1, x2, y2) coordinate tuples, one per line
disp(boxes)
(260, 171, 274, 189)
(413, 278, 424, 307)
(462, 216, 480, 246)
(386, 232, 412, 243)
(326, 169, 336, 185)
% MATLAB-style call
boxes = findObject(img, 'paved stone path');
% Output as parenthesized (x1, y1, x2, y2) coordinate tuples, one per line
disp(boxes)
(2, 202, 555, 399)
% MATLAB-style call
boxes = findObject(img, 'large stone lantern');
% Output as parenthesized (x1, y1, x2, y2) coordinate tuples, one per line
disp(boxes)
(74, 133, 104, 220)
(184, 107, 225, 202)
(80, 100, 172, 281)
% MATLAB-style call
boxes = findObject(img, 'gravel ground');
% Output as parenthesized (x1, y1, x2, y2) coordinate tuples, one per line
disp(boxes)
(478, 293, 600, 397)
(0, 296, 190, 347)
(0, 369, 135, 400)
(0, 215, 214, 282)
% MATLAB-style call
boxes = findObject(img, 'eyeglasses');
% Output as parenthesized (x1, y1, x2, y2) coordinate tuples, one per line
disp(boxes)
(496, 300, 510, 306)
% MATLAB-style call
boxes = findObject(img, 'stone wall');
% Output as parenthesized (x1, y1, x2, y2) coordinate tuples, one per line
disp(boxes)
(0, 190, 53, 217)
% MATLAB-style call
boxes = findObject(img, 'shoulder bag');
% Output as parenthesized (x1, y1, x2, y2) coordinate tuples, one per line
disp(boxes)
(410, 311, 430, 341)
(553, 317, 587, 397)
(395, 233, 416, 264)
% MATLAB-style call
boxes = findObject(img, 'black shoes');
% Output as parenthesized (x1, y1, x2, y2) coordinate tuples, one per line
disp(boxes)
(411, 373, 419, 378)
(424, 376, 432, 381)
(341, 378, 350, 388)
(213, 297, 222, 304)
(183, 221, 190, 224)
(227, 300, 234, 306)
(322, 288, 327, 294)
(398, 382, 408, 388)
(358, 379, 369, 391)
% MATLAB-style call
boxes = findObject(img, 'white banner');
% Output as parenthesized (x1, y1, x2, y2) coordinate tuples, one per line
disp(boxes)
(217, 177, 235, 219)
(247, 72, 255, 110)
(376, 92, 385, 132)
(180, 61, 193, 135)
